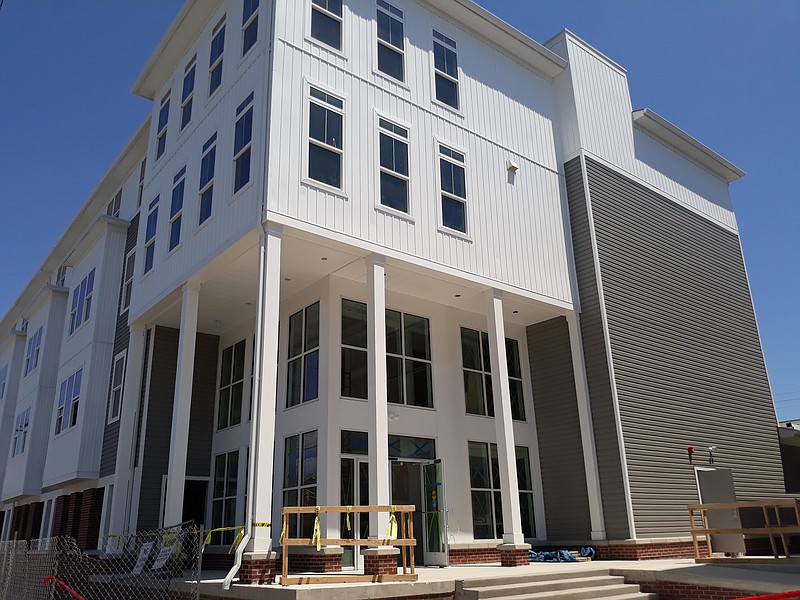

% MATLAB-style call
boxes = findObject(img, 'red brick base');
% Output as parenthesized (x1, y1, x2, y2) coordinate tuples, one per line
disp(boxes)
(634, 580, 755, 600)
(239, 555, 277, 585)
(499, 548, 530, 567)
(595, 541, 709, 560)
(282, 552, 342, 573)
(448, 547, 501, 564)
(364, 554, 399, 576)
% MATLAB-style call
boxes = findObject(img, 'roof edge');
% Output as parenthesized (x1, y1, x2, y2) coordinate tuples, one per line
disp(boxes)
(633, 108, 745, 183)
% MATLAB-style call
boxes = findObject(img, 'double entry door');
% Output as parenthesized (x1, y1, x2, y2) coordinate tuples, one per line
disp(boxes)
(340, 458, 447, 568)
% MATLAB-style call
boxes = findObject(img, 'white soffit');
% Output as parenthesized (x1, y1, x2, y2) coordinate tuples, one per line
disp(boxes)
(633, 108, 746, 183)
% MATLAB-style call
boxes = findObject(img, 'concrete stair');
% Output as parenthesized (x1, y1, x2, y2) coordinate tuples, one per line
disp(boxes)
(456, 570, 657, 600)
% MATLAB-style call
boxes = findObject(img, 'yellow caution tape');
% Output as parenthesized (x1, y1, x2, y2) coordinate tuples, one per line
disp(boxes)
(279, 519, 286, 545)
(201, 526, 245, 554)
(345, 505, 352, 532)
(387, 505, 398, 540)
(312, 506, 322, 551)
(252, 521, 271, 528)
(230, 528, 245, 554)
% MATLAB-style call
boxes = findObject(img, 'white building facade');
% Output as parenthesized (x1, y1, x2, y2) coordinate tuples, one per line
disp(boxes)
(0, 0, 784, 570)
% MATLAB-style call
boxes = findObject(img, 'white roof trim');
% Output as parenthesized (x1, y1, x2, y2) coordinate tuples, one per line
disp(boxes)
(633, 108, 745, 183)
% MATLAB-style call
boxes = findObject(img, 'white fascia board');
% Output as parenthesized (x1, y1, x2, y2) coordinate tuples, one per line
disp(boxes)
(132, 0, 222, 99)
(633, 108, 746, 183)
(0, 120, 149, 339)
(425, 0, 566, 78)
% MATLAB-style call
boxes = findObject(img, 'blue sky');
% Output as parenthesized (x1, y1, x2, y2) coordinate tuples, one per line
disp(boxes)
(1, 1, 798, 419)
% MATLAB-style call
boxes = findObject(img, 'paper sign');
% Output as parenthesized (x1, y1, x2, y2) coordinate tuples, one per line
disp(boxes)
(132, 542, 154, 575)
(152, 545, 173, 570)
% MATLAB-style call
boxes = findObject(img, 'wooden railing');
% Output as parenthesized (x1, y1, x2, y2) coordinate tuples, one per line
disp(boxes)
(280, 504, 417, 585)
(688, 498, 800, 559)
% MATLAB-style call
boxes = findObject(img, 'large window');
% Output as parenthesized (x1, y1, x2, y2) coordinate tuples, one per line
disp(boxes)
(341, 299, 367, 399)
(283, 430, 318, 538)
(439, 145, 467, 233)
(156, 92, 170, 160)
(218, 340, 246, 429)
(242, 0, 259, 56)
(233, 92, 254, 193)
(308, 87, 343, 189)
(12, 408, 30, 457)
(69, 269, 95, 335)
(169, 167, 186, 251)
(120, 250, 135, 313)
(0, 364, 7, 400)
(378, 119, 409, 213)
(376, 0, 404, 81)
(310, 0, 342, 50)
(386, 310, 432, 408)
(468, 441, 534, 539)
(181, 57, 196, 130)
(144, 197, 159, 273)
(55, 368, 83, 435)
(433, 30, 459, 109)
(461, 328, 526, 421)
(209, 18, 226, 96)
(287, 302, 320, 408)
(24, 326, 43, 377)
(199, 133, 217, 224)
(211, 450, 239, 545)
(106, 189, 122, 218)
(108, 351, 126, 424)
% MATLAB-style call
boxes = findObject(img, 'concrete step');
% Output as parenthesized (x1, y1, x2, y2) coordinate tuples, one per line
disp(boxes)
(461, 569, 612, 588)
(465, 584, 647, 600)
(466, 575, 627, 598)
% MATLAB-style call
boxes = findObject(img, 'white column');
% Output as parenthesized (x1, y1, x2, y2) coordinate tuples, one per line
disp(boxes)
(248, 224, 282, 553)
(164, 282, 200, 527)
(566, 312, 607, 540)
(108, 323, 146, 538)
(366, 255, 390, 535)
(486, 290, 525, 545)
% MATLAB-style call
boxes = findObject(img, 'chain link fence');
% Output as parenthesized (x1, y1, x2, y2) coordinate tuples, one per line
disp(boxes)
(0, 525, 203, 600)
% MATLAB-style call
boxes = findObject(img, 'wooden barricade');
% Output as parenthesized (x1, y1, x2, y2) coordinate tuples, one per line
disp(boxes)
(688, 498, 800, 559)
(280, 504, 417, 585)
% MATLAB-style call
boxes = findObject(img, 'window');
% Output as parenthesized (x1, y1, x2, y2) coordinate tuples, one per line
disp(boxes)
(439, 145, 467, 233)
(144, 197, 159, 273)
(341, 430, 368, 455)
(169, 167, 186, 251)
(55, 264, 67, 287)
(199, 133, 217, 224)
(388, 435, 435, 460)
(433, 31, 459, 109)
(0, 364, 7, 400)
(286, 302, 320, 408)
(181, 57, 196, 130)
(11, 408, 30, 457)
(120, 250, 135, 313)
(137, 159, 146, 209)
(211, 450, 239, 545)
(218, 339, 246, 429)
(386, 310, 432, 407)
(308, 87, 343, 189)
(242, 0, 259, 56)
(106, 189, 122, 218)
(341, 299, 367, 399)
(283, 430, 317, 538)
(376, 0, 404, 81)
(68, 269, 96, 334)
(24, 326, 43, 376)
(468, 441, 534, 539)
(108, 352, 126, 423)
(310, 0, 342, 50)
(209, 18, 226, 96)
(378, 119, 409, 213)
(156, 92, 170, 160)
(233, 92, 254, 193)
(461, 328, 526, 421)
(55, 368, 83, 435)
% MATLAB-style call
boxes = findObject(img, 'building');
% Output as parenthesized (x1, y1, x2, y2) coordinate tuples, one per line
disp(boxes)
(0, 0, 785, 573)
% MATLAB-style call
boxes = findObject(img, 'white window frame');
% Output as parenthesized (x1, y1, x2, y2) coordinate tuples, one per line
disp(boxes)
(241, 0, 260, 57)
(375, 0, 405, 83)
(307, 0, 344, 54)
(69, 270, 95, 336)
(385, 308, 433, 408)
(137, 159, 146, 209)
(432, 30, 460, 112)
(156, 91, 171, 160)
(120, 250, 135, 314)
(108, 350, 127, 424)
(286, 301, 320, 409)
(375, 114, 412, 218)
(55, 367, 83, 436)
(144, 196, 159, 274)
(106, 189, 122, 218)
(208, 17, 226, 98)
(169, 166, 186, 252)
(0, 364, 7, 400)
(436, 141, 470, 237)
(180, 56, 196, 131)
(217, 339, 246, 430)
(233, 92, 255, 194)
(11, 408, 30, 457)
(24, 326, 43, 377)
(302, 81, 347, 196)
(199, 133, 217, 225)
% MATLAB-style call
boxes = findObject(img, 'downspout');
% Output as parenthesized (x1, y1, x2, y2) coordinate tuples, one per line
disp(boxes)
(224, 0, 278, 588)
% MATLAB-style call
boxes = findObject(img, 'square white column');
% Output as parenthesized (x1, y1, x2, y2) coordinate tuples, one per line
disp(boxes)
(486, 290, 525, 545)
(164, 282, 200, 527)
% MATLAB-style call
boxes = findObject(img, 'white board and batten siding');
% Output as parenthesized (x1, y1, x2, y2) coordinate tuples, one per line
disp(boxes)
(548, 32, 737, 232)
(267, 0, 574, 305)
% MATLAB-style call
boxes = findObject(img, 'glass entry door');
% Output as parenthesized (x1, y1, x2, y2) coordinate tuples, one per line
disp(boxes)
(340, 458, 370, 568)
(422, 460, 447, 566)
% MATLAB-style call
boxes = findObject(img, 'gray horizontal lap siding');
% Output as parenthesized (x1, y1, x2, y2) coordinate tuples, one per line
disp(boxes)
(527, 316, 592, 540)
(583, 157, 784, 537)
(565, 157, 631, 539)
(100, 215, 139, 478)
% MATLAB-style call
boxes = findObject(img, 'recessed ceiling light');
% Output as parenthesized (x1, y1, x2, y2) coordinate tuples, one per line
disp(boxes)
(513, 310, 519, 314)
(454, 294, 461, 298)
(214, 319, 222, 323)
(244, 302, 253, 306)
(321, 257, 328, 261)
(284, 277, 292, 282)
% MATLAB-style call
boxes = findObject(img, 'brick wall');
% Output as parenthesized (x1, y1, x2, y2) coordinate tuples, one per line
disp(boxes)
(635, 580, 755, 600)
(594, 541, 709, 560)
(448, 547, 501, 564)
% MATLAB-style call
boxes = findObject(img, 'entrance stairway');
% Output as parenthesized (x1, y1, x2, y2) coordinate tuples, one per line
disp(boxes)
(456, 570, 657, 600)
